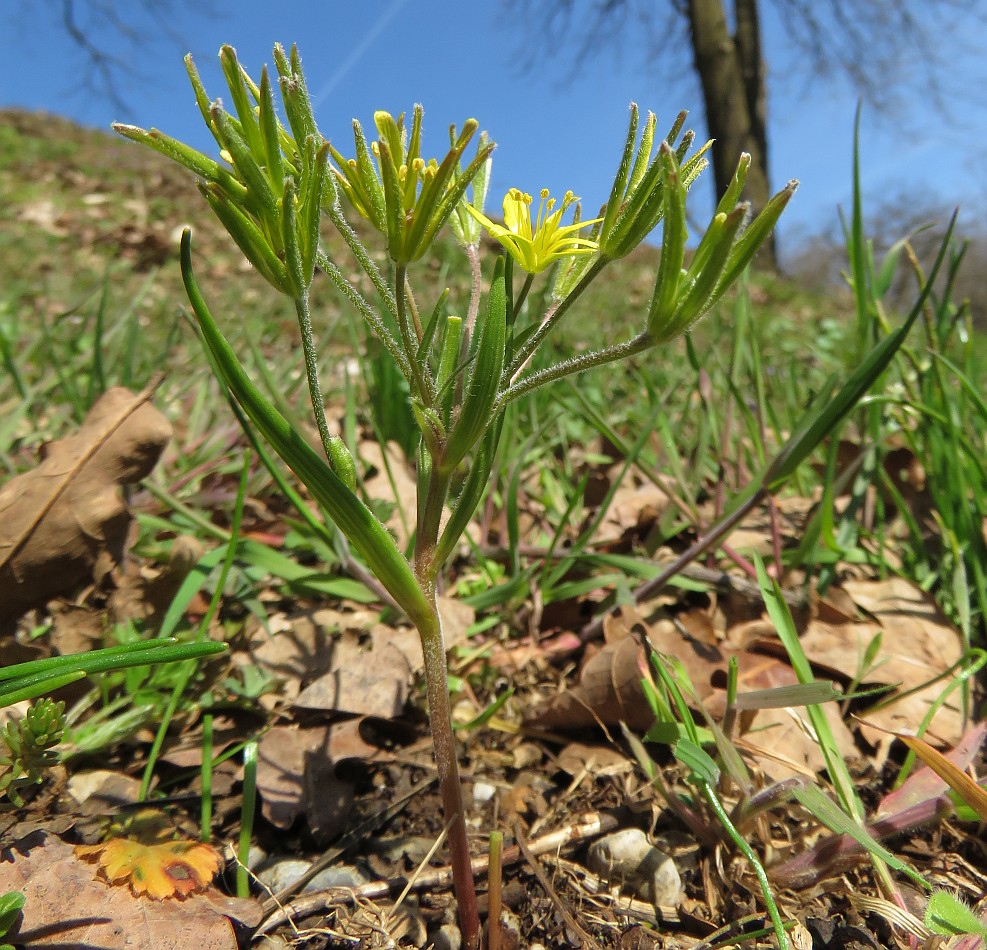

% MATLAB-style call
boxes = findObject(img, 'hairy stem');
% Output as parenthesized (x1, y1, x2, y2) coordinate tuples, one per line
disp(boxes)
(293, 288, 334, 461)
(506, 255, 608, 378)
(499, 331, 655, 408)
(464, 243, 483, 339)
(325, 202, 399, 324)
(512, 272, 534, 322)
(418, 608, 479, 947)
(396, 264, 434, 405)
(414, 462, 480, 947)
(315, 249, 410, 382)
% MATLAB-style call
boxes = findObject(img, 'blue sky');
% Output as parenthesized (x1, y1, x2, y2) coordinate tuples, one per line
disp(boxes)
(3, 1, 985, 259)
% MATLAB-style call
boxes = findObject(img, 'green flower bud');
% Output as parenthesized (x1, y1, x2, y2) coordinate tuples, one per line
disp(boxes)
(327, 436, 357, 491)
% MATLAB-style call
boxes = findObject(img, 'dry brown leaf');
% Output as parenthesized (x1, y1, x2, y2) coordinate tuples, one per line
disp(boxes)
(0, 830, 259, 949)
(555, 741, 634, 777)
(527, 634, 653, 732)
(592, 477, 672, 546)
(251, 600, 471, 718)
(255, 723, 362, 841)
(67, 769, 143, 815)
(802, 578, 963, 758)
(0, 386, 171, 624)
(358, 439, 417, 549)
(726, 653, 858, 782)
(528, 604, 729, 732)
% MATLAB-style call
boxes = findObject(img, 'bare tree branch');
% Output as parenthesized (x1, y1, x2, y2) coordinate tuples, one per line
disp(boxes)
(12, 0, 223, 117)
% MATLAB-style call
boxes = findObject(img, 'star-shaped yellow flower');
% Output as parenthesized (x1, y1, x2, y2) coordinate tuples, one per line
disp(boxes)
(467, 188, 600, 274)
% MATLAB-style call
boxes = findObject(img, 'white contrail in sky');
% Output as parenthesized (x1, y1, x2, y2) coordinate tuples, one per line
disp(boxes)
(311, 0, 409, 110)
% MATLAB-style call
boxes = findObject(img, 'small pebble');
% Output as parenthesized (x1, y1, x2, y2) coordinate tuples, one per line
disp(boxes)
(256, 857, 369, 893)
(472, 781, 497, 803)
(587, 827, 683, 907)
(490, 909, 522, 950)
(428, 922, 462, 950)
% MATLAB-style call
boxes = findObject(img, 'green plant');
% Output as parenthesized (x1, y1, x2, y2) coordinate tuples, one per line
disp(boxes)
(116, 44, 792, 947)
(0, 638, 226, 710)
(0, 699, 64, 807)
(0, 890, 25, 950)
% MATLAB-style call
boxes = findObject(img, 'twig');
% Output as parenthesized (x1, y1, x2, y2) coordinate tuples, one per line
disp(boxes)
(255, 810, 619, 936)
(543, 854, 685, 930)
(579, 555, 808, 644)
(514, 822, 605, 950)
(259, 774, 436, 918)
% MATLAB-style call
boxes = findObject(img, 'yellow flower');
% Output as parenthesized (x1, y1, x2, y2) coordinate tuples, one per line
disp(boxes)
(467, 188, 600, 274)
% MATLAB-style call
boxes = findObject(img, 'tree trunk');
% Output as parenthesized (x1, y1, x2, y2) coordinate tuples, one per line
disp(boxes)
(686, 0, 777, 269)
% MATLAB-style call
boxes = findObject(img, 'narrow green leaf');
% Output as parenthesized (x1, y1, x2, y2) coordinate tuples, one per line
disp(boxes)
(219, 46, 263, 157)
(280, 178, 305, 297)
(274, 43, 319, 150)
(676, 737, 720, 785)
(112, 125, 248, 202)
(712, 152, 751, 217)
(209, 106, 280, 227)
(0, 671, 87, 706)
(793, 785, 927, 887)
(444, 258, 507, 470)
(299, 140, 329, 283)
(183, 54, 213, 127)
(599, 103, 639, 251)
(732, 681, 844, 711)
(627, 110, 656, 194)
(199, 184, 290, 293)
(646, 146, 687, 338)
(257, 67, 286, 193)
(180, 231, 431, 627)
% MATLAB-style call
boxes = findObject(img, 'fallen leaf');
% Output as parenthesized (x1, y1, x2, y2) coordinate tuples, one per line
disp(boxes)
(0, 386, 171, 624)
(812, 578, 962, 757)
(0, 831, 259, 949)
(358, 440, 418, 549)
(255, 723, 362, 842)
(68, 769, 143, 815)
(708, 651, 858, 782)
(860, 720, 987, 821)
(527, 634, 653, 732)
(555, 741, 634, 777)
(251, 600, 471, 718)
(874, 720, 987, 821)
(76, 837, 221, 899)
(591, 477, 672, 546)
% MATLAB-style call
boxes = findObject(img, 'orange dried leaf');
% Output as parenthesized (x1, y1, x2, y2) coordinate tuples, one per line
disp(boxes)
(858, 718, 987, 822)
(77, 838, 221, 900)
(896, 733, 987, 822)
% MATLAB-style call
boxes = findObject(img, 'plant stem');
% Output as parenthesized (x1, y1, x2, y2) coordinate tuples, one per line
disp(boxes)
(396, 264, 434, 405)
(513, 272, 534, 321)
(464, 243, 483, 338)
(325, 202, 399, 323)
(414, 460, 479, 948)
(701, 781, 790, 950)
(418, 600, 480, 948)
(293, 289, 334, 461)
(506, 255, 607, 378)
(499, 331, 654, 407)
(315, 249, 410, 382)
